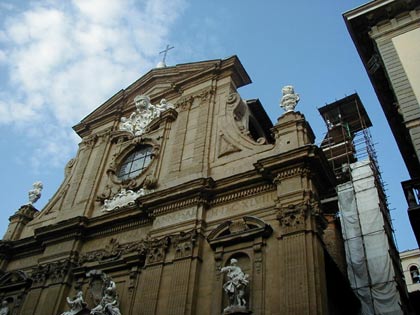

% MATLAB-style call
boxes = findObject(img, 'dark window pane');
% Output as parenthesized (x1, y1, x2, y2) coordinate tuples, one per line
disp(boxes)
(117, 146, 153, 180)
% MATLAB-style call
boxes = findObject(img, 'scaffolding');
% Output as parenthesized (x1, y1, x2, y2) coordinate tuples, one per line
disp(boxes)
(318, 94, 406, 315)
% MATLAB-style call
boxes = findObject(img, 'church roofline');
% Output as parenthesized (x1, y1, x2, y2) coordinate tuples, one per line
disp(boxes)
(73, 56, 251, 137)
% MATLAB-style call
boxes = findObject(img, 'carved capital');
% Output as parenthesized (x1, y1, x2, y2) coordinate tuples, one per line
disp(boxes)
(81, 134, 98, 149)
(31, 264, 50, 287)
(196, 87, 215, 102)
(176, 96, 193, 111)
(145, 236, 169, 265)
(49, 259, 73, 284)
(277, 203, 308, 231)
(171, 230, 197, 259)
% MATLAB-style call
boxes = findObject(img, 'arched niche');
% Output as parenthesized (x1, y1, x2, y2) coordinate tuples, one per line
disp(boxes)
(207, 216, 272, 315)
(0, 270, 31, 314)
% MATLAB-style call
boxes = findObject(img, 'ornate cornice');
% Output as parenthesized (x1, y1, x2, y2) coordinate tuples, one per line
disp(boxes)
(151, 197, 200, 217)
(210, 184, 275, 206)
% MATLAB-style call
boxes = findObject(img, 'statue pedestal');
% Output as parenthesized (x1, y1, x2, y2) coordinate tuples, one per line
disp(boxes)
(76, 309, 90, 315)
(222, 306, 252, 315)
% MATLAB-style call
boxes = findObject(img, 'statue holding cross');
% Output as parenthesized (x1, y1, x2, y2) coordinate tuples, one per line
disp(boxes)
(156, 44, 174, 68)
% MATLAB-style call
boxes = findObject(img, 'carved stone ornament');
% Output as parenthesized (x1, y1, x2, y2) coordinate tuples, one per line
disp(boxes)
(119, 95, 175, 136)
(280, 85, 300, 113)
(145, 236, 169, 265)
(49, 260, 73, 283)
(171, 230, 197, 259)
(102, 187, 153, 212)
(30, 259, 73, 286)
(78, 238, 147, 265)
(277, 203, 307, 229)
(31, 264, 50, 286)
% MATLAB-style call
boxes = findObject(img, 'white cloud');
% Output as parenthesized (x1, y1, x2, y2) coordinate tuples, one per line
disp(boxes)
(0, 0, 187, 170)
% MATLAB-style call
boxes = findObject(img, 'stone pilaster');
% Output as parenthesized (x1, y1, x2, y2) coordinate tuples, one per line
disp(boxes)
(136, 237, 169, 315)
(167, 230, 198, 315)
(3, 204, 38, 241)
(271, 111, 315, 151)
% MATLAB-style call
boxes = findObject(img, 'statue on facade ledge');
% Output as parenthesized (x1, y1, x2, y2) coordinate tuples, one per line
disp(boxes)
(0, 300, 9, 315)
(90, 277, 121, 315)
(28, 181, 43, 205)
(60, 291, 88, 315)
(118, 95, 175, 137)
(280, 85, 300, 113)
(220, 258, 250, 314)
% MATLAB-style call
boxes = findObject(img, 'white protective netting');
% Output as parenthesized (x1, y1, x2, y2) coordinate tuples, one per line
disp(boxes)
(337, 160, 402, 315)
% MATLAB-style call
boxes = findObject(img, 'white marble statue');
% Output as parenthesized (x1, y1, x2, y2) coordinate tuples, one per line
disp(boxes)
(90, 278, 121, 315)
(28, 181, 43, 205)
(280, 85, 300, 112)
(156, 98, 175, 114)
(119, 95, 174, 137)
(61, 291, 86, 315)
(0, 300, 9, 315)
(220, 258, 249, 312)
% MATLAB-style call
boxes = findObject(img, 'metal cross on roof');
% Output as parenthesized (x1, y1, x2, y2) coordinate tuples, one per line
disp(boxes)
(159, 44, 174, 64)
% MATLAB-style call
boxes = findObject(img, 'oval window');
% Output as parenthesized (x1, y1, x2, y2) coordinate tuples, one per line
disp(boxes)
(117, 146, 153, 181)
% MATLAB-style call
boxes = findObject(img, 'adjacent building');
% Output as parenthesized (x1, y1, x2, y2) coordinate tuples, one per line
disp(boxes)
(400, 249, 420, 293)
(318, 94, 409, 315)
(343, 0, 420, 246)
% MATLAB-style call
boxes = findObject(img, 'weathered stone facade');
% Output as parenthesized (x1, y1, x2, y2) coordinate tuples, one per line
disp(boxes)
(0, 56, 358, 314)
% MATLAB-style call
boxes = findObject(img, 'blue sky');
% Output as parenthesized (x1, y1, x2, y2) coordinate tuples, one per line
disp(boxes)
(0, 0, 416, 250)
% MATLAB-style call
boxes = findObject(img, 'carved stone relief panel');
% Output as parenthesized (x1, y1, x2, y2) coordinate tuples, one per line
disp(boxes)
(30, 259, 74, 287)
(78, 238, 147, 266)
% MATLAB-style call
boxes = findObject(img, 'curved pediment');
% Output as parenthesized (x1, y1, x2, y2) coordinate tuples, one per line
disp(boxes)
(0, 270, 30, 289)
(207, 216, 272, 249)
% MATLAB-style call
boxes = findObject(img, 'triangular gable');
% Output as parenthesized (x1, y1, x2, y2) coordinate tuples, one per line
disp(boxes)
(73, 56, 250, 137)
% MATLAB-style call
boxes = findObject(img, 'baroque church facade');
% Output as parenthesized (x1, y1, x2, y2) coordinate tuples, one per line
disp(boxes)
(0, 56, 359, 314)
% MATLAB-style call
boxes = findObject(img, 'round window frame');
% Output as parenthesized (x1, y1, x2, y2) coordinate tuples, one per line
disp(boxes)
(116, 145, 154, 181)
(107, 139, 159, 186)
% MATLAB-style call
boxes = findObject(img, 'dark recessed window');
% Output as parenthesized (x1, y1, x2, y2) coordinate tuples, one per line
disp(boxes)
(117, 146, 153, 180)
(410, 265, 420, 284)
